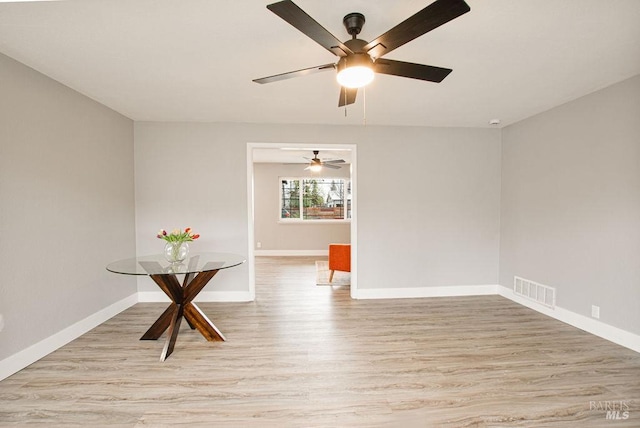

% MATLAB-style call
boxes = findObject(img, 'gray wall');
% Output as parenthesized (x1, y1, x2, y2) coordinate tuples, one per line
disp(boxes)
(134, 123, 251, 293)
(358, 127, 502, 288)
(500, 74, 640, 335)
(0, 53, 136, 360)
(254, 163, 350, 251)
(134, 122, 501, 293)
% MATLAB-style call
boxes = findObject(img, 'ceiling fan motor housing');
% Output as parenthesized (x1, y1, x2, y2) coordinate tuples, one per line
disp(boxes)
(337, 38, 373, 71)
(344, 38, 368, 54)
(337, 53, 374, 74)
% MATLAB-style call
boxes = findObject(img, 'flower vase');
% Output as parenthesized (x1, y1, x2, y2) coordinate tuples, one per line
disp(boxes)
(164, 241, 189, 263)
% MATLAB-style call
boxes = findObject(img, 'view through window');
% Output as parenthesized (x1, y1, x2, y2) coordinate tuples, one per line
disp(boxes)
(280, 178, 351, 221)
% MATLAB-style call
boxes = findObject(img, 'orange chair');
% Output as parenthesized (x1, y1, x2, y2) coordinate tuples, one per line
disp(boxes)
(328, 244, 351, 283)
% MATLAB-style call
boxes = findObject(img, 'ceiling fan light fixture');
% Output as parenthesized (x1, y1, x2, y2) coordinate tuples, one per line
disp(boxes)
(309, 163, 323, 172)
(336, 54, 374, 89)
(337, 66, 374, 88)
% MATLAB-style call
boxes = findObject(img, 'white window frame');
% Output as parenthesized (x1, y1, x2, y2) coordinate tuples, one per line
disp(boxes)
(279, 177, 351, 224)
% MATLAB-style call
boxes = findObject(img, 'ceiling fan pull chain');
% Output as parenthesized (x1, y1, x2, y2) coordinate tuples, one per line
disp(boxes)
(344, 89, 348, 117)
(363, 86, 367, 126)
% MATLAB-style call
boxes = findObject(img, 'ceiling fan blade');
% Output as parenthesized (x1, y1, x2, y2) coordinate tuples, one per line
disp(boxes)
(324, 159, 345, 164)
(266, 0, 353, 57)
(364, 0, 470, 59)
(253, 63, 335, 84)
(338, 86, 357, 107)
(322, 163, 341, 169)
(373, 59, 452, 82)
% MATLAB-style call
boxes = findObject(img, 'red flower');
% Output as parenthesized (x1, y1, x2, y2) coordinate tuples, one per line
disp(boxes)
(192, 234, 200, 240)
(185, 227, 191, 234)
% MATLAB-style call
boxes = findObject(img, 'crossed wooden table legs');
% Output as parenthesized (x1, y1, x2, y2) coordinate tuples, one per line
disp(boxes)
(139, 261, 226, 361)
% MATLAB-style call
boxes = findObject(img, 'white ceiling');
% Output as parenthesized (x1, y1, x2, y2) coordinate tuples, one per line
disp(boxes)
(1, 0, 639, 128)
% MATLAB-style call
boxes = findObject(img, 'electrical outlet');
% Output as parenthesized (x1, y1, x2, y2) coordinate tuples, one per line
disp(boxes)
(256, 242, 262, 249)
(591, 305, 600, 319)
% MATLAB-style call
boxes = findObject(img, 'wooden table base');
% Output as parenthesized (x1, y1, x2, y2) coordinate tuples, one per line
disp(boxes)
(138, 261, 226, 361)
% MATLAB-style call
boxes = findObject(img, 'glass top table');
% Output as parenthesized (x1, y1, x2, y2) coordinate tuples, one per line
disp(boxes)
(106, 252, 246, 276)
(106, 252, 246, 361)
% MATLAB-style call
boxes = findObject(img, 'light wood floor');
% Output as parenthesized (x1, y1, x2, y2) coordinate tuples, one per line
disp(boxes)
(1, 257, 638, 427)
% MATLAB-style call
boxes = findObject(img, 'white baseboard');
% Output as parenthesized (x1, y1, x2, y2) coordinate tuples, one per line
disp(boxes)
(497, 285, 640, 353)
(137, 290, 253, 302)
(254, 250, 328, 257)
(354, 284, 498, 300)
(0, 293, 138, 381)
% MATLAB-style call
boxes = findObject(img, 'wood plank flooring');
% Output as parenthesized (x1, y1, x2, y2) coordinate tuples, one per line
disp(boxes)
(0, 256, 639, 427)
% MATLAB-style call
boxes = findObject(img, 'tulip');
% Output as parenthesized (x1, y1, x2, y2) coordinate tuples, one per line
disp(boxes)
(185, 227, 191, 234)
(192, 234, 200, 240)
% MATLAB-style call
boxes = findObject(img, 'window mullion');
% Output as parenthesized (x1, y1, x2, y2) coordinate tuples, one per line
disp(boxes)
(299, 180, 304, 221)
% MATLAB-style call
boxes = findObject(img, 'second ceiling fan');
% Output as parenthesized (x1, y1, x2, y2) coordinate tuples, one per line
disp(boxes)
(253, 0, 470, 107)
(305, 150, 345, 171)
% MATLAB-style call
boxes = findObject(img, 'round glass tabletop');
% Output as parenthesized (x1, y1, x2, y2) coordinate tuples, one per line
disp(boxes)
(106, 252, 246, 276)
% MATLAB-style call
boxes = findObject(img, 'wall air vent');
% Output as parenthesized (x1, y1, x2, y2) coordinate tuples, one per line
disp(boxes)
(514, 276, 556, 309)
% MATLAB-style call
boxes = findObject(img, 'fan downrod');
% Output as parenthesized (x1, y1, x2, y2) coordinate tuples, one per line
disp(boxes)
(343, 12, 365, 38)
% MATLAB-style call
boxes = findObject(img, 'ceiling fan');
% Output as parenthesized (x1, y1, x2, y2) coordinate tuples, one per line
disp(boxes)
(253, 0, 470, 107)
(305, 150, 345, 171)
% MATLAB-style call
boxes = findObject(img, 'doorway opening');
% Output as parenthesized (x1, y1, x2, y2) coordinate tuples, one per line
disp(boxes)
(246, 142, 358, 300)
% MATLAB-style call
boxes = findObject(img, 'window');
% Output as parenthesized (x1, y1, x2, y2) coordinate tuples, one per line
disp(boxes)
(280, 177, 351, 221)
